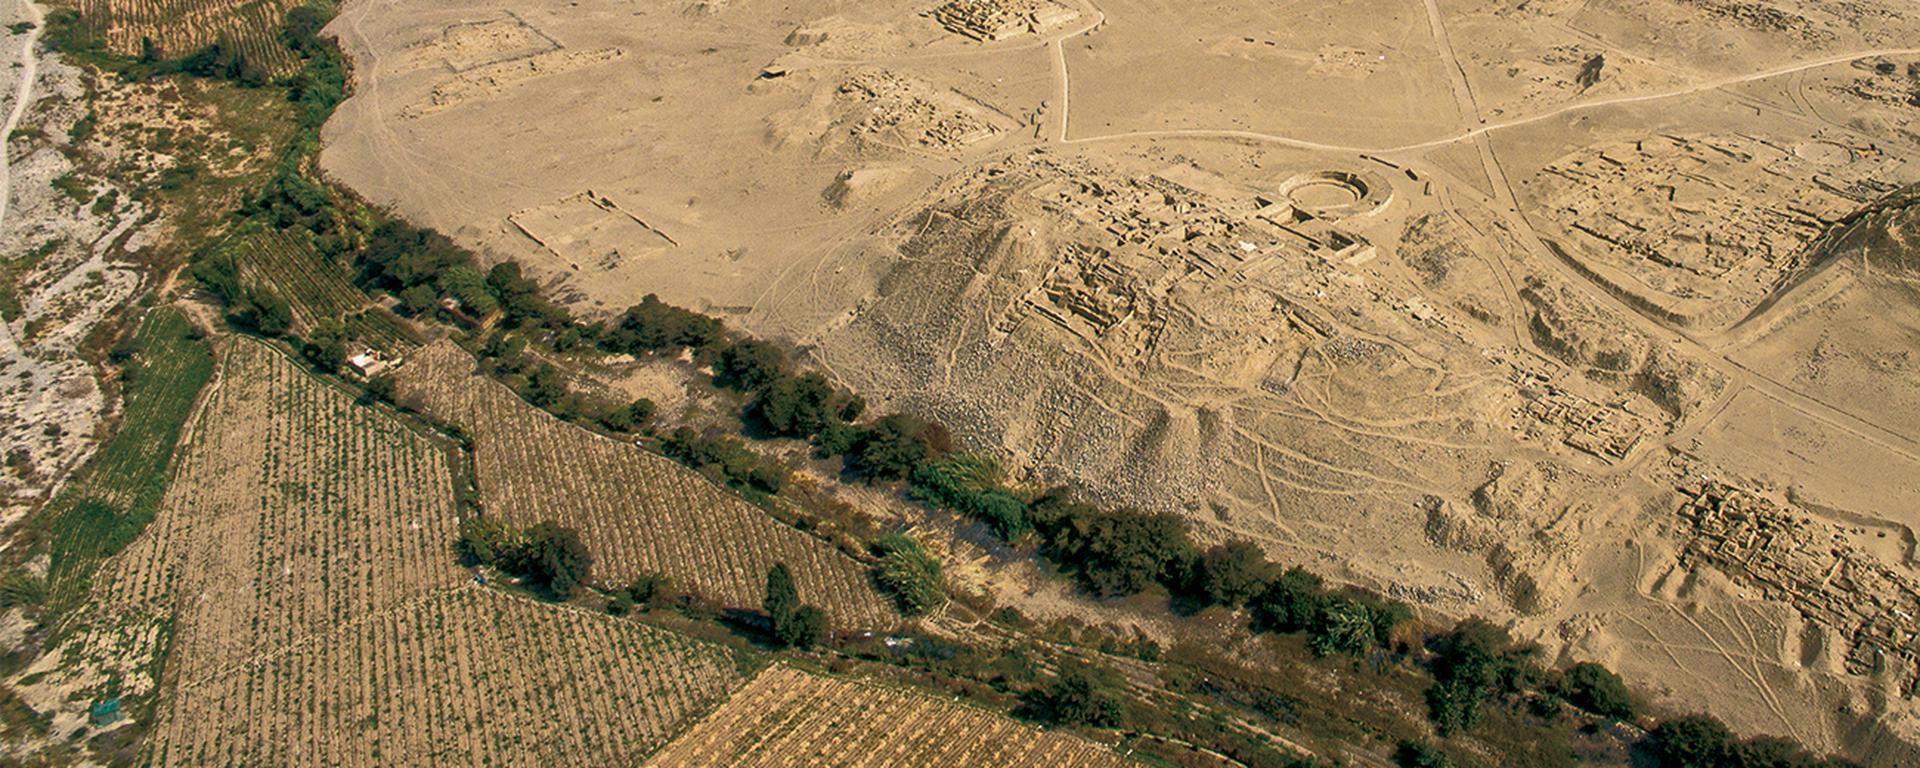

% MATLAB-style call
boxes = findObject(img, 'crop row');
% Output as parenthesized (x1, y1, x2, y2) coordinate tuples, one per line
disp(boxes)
(148, 587, 746, 767)
(232, 229, 369, 332)
(73, 0, 302, 76)
(647, 665, 1133, 768)
(91, 340, 466, 685)
(397, 342, 896, 629)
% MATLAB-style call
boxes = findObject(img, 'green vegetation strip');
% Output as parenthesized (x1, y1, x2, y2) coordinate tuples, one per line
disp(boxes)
(35, 308, 214, 614)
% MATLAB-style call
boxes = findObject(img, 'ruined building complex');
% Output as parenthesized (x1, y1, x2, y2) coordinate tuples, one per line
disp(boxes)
(928, 0, 1081, 41)
(1678, 482, 1920, 696)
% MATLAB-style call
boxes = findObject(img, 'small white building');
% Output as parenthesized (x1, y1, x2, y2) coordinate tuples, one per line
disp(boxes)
(347, 349, 390, 378)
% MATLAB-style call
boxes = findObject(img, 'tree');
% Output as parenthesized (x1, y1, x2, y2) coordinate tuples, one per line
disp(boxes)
(1252, 567, 1324, 633)
(362, 374, 396, 404)
(230, 287, 292, 336)
(1650, 715, 1734, 768)
(599, 398, 656, 433)
(764, 563, 798, 628)
(714, 339, 785, 392)
(523, 365, 567, 408)
(399, 283, 438, 315)
(457, 517, 519, 567)
(777, 605, 827, 649)
(1198, 540, 1271, 607)
(1395, 740, 1452, 768)
(283, 6, 327, 52)
(1561, 661, 1634, 721)
(749, 373, 842, 437)
(1576, 53, 1606, 89)
(437, 265, 499, 316)
(608, 294, 722, 352)
(1033, 666, 1122, 727)
(519, 522, 593, 599)
(763, 563, 826, 648)
(1068, 510, 1198, 597)
(301, 318, 347, 372)
(747, 463, 786, 494)
(849, 414, 939, 479)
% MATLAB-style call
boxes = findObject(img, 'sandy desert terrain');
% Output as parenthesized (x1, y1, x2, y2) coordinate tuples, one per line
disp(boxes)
(314, 0, 1920, 759)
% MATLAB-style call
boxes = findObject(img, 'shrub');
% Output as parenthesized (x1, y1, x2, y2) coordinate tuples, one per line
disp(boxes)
(1426, 678, 1483, 737)
(1650, 715, 1734, 768)
(1395, 740, 1452, 768)
(873, 533, 945, 616)
(517, 521, 593, 599)
(624, 574, 664, 608)
(849, 414, 941, 479)
(1197, 540, 1271, 607)
(908, 454, 1029, 539)
(1030, 665, 1122, 728)
(1305, 596, 1378, 657)
(1560, 661, 1634, 721)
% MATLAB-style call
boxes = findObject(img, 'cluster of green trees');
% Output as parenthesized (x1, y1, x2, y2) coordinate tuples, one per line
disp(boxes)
(590, 294, 971, 486)
(1423, 619, 1543, 736)
(188, 250, 292, 337)
(457, 518, 593, 599)
(661, 427, 786, 494)
(471, 331, 655, 434)
(1650, 716, 1861, 768)
(1023, 664, 1123, 728)
(762, 564, 826, 649)
(604, 574, 665, 617)
(905, 452, 1412, 659)
(159, 39, 269, 86)
(1421, 619, 1653, 743)
(43, 10, 270, 87)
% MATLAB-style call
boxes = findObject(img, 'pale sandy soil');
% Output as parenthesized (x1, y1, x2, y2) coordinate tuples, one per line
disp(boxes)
(317, 0, 1920, 761)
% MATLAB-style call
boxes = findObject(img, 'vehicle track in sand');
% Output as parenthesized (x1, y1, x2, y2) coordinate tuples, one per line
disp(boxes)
(1055, 42, 1920, 155)
(0, 0, 46, 235)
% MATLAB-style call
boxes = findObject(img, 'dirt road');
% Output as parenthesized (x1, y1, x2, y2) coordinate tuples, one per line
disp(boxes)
(0, 0, 45, 234)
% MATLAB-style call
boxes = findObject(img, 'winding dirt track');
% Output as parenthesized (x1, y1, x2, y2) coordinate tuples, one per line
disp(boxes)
(1053, 31, 1920, 155)
(0, 0, 46, 234)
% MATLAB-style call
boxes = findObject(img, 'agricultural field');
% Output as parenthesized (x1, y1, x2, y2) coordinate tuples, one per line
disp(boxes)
(57, 0, 304, 77)
(345, 305, 421, 353)
(16, 338, 463, 718)
(148, 587, 745, 767)
(394, 342, 896, 630)
(30, 308, 214, 611)
(227, 227, 370, 332)
(647, 665, 1134, 768)
(14, 337, 747, 764)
